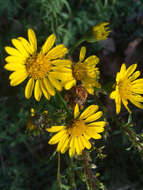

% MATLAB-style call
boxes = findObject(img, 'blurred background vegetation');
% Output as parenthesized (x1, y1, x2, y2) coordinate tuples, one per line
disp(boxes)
(0, 0, 143, 189)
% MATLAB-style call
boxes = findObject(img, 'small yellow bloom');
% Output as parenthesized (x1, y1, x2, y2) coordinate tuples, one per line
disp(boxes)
(110, 63, 143, 114)
(84, 22, 111, 43)
(92, 22, 111, 41)
(64, 46, 101, 94)
(47, 104, 106, 157)
(4, 29, 72, 101)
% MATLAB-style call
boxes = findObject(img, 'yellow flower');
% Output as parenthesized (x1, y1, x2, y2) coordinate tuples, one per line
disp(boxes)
(4, 29, 72, 101)
(47, 104, 106, 157)
(84, 22, 111, 43)
(92, 22, 111, 41)
(110, 63, 143, 114)
(64, 46, 101, 94)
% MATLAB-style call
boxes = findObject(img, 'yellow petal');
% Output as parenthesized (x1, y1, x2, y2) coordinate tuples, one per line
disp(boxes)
(132, 78, 143, 85)
(50, 71, 73, 81)
(80, 105, 99, 120)
(80, 135, 91, 149)
(79, 46, 86, 62)
(61, 137, 70, 154)
(42, 78, 55, 96)
(5, 56, 25, 64)
(74, 104, 80, 119)
(52, 67, 72, 73)
(18, 37, 34, 55)
(9, 69, 28, 86)
(46, 44, 68, 59)
(52, 59, 72, 67)
(115, 92, 121, 114)
(48, 74, 62, 91)
(75, 137, 82, 155)
(25, 78, 34, 99)
(28, 29, 37, 52)
(57, 133, 68, 152)
(84, 55, 100, 66)
(46, 126, 65, 132)
(87, 126, 104, 133)
(129, 96, 143, 109)
(4, 63, 25, 71)
(119, 63, 126, 78)
(34, 80, 42, 101)
(84, 111, 103, 123)
(41, 34, 56, 54)
(39, 79, 50, 100)
(48, 130, 66, 144)
(132, 87, 143, 94)
(12, 39, 29, 58)
(110, 90, 116, 99)
(78, 136, 84, 151)
(5, 46, 23, 57)
(126, 64, 137, 77)
(85, 86, 94, 95)
(129, 71, 140, 81)
(69, 137, 76, 157)
(87, 121, 106, 127)
(91, 133, 102, 139)
(64, 80, 76, 90)
(122, 98, 131, 114)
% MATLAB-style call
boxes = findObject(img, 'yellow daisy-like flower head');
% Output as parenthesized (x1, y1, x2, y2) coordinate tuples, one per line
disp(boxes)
(110, 63, 143, 114)
(4, 29, 72, 101)
(92, 22, 111, 41)
(47, 104, 106, 157)
(64, 46, 101, 94)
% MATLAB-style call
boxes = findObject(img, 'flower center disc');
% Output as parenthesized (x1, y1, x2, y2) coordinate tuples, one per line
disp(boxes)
(68, 120, 86, 136)
(26, 53, 51, 79)
(73, 63, 86, 81)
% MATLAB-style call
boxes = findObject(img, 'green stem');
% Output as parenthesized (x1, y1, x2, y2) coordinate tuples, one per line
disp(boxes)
(70, 158, 77, 190)
(57, 152, 62, 190)
(69, 38, 85, 54)
(83, 151, 96, 190)
(56, 92, 71, 113)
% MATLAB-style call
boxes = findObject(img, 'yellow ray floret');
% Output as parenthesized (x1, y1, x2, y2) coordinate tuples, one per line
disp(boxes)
(63, 46, 101, 94)
(92, 22, 111, 41)
(110, 63, 143, 114)
(46, 104, 106, 157)
(4, 29, 73, 101)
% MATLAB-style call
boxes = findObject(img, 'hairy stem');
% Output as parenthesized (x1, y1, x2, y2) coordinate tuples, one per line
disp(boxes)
(57, 152, 62, 190)
(83, 150, 96, 190)
(70, 158, 77, 190)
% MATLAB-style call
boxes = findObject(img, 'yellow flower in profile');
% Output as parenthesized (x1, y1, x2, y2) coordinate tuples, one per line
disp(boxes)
(47, 104, 106, 157)
(110, 63, 143, 114)
(92, 22, 111, 41)
(4, 29, 72, 101)
(64, 46, 101, 94)
(84, 22, 111, 43)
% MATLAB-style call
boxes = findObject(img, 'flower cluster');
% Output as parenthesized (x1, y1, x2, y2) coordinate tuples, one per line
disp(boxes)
(4, 22, 143, 158)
